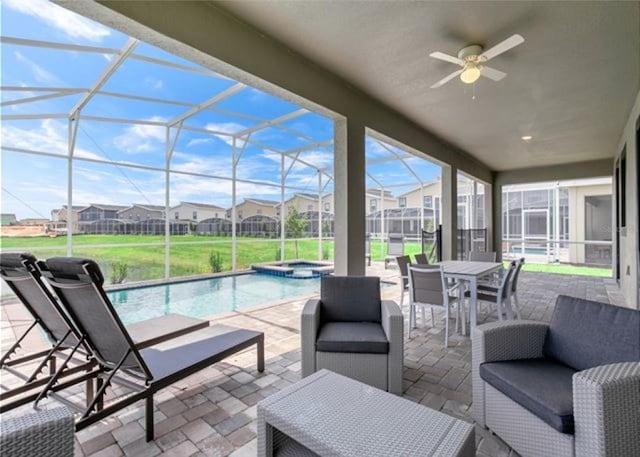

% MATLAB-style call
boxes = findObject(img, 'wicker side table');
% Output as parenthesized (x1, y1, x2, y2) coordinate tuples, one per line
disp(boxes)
(258, 370, 474, 457)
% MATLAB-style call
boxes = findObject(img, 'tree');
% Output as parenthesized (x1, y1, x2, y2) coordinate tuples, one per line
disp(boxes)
(285, 208, 308, 259)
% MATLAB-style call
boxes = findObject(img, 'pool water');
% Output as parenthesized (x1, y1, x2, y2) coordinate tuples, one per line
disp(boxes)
(107, 273, 320, 325)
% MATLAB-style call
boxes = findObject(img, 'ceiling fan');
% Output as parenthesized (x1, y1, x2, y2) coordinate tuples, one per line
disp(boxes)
(429, 34, 524, 88)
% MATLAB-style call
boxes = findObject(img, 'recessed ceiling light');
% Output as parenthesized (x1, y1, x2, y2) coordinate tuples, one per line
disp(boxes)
(521, 135, 533, 141)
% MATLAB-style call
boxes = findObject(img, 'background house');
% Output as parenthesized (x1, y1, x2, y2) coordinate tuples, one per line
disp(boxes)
(51, 205, 85, 232)
(0, 214, 17, 226)
(117, 204, 165, 221)
(171, 201, 225, 222)
(78, 204, 128, 222)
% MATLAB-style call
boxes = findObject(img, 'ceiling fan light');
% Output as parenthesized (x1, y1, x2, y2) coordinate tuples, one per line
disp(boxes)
(460, 66, 481, 84)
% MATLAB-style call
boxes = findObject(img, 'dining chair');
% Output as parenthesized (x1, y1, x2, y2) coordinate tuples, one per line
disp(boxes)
(407, 265, 461, 346)
(478, 257, 525, 319)
(414, 253, 428, 265)
(395, 255, 411, 307)
(465, 260, 516, 321)
(468, 251, 497, 262)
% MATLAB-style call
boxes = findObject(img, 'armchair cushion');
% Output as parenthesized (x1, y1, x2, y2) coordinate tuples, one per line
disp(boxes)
(543, 295, 640, 371)
(480, 358, 576, 434)
(316, 322, 389, 354)
(320, 276, 381, 323)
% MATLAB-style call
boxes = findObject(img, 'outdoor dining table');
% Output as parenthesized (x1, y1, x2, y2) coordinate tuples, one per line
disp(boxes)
(436, 260, 503, 335)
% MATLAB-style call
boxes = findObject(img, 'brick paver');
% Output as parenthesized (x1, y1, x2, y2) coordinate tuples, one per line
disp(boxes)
(1, 263, 623, 456)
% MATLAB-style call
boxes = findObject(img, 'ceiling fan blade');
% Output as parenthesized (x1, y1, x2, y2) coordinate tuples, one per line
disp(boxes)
(429, 51, 464, 66)
(480, 34, 524, 61)
(481, 66, 507, 81)
(431, 69, 463, 89)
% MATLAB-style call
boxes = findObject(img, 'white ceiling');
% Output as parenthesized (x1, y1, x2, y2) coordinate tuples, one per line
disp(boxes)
(216, 1, 640, 171)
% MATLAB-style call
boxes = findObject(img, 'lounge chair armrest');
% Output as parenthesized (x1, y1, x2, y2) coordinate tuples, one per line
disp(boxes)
(381, 300, 404, 395)
(301, 299, 322, 378)
(0, 407, 74, 456)
(573, 362, 640, 457)
(471, 320, 548, 427)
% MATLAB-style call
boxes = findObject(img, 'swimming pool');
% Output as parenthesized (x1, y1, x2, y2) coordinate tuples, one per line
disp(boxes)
(107, 273, 321, 325)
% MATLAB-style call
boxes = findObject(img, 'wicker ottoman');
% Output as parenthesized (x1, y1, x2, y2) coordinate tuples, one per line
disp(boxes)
(258, 369, 474, 456)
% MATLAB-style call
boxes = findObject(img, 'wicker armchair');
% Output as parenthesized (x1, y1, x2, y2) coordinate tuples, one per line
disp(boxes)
(0, 407, 74, 457)
(301, 276, 404, 394)
(472, 295, 640, 457)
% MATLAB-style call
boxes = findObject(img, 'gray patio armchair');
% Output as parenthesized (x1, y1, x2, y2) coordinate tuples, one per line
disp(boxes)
(468, 251, 497, 262)
(0, 407, 74, 457)
(472, 295, 640, 457)
(384, 235, 404, 269)
(301, 276, 404, 394)
(396, 255, 411, 308)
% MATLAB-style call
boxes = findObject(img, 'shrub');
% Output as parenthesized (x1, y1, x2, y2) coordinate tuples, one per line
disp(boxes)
(208, 251, 223, 273)
(322, 244, 330, 261)
(111, 262, 128, 284)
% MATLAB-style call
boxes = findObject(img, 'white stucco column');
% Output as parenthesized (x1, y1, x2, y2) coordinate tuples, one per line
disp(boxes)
(484, 182, 494, 252)
(333, 117, 366, 275)
(441, 165, 458, 260)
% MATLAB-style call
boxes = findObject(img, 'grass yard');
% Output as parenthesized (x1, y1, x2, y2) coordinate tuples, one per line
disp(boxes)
(0, 235, 611, 285)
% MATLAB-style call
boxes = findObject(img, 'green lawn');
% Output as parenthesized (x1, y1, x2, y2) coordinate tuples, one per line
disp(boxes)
(511, 262, 612, 278)
(0, 235, 612, 284)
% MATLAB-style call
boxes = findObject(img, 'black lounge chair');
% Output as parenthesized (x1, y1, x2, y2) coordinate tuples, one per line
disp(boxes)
(39, 257, 264, 441)
(0, 253, 209, 413)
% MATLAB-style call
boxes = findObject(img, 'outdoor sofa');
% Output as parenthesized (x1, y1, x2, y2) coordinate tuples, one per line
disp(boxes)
(472, 295, 640, 457)
(301, 276, 404, 394)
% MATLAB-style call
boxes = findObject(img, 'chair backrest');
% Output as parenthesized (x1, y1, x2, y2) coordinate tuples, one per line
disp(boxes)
(468, 251, 497, 262)
(497, 261, 516, 301)
(0, 253, 78, 347)
(414, 253, 428, 265)
(511, 258, 525, 293)
(320, 276, 381, 323)
(365, 234, 371, 256)
(543, 295, 640, 371)
(387, 235, 404, 256)
(41, 258, 151, 379)
(396, 255, 411, 288)
(407, 265, 446, 306)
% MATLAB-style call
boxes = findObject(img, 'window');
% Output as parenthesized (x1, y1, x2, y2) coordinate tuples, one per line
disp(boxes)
(256, 209, 262, 215)
(307, 204, 313, 211)
(423, 195, 432, 208)
(192, 211, 197, 220)
(214, 212, 218, 218)
(370, 199, 377, 212)
(398, 197, 407, 208)
(174, 212, 179, 220)
(324, 202, 330, 212)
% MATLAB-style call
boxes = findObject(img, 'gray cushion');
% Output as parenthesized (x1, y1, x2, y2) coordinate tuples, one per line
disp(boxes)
(543, 295, 640, 371)
(480, 358, 576, 434)
(316, 322, 389, 354)
(320, 276, 381, 323)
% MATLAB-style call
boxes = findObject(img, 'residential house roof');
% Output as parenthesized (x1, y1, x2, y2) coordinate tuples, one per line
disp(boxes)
(79, 204, 128, 212)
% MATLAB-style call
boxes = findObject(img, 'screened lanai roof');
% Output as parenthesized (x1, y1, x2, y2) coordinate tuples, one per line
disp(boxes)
(1, 0, 446, 221)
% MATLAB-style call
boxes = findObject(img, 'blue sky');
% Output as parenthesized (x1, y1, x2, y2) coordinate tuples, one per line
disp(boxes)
(1, 0, 441, 220)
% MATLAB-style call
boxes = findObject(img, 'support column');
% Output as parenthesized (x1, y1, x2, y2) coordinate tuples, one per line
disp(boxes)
(66, 118, 77, 257)
(231, 138, 237, 271)
(164, 127, 171, 279)
(441, 165, 458, 260)
(380, 187, 385, 259)
(484, 182, 494, 252)
(318, 172, 323, 260)
(280, 156, 286, 261)
(492, 183, 503, 261)
(334, 118, 366, 275)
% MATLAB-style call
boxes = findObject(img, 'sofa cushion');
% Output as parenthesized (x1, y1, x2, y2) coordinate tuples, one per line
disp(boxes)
(543, 295, 640, 371)
(320, 276, 381, 323)
(316, 322, 389, 354)
(480, 358, 576, 434)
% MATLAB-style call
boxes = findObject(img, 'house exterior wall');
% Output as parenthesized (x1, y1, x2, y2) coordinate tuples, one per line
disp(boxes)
(78, 207, 123, 221)
(568, 184, 612, 264)
(400, 182, 441, 208)
(118, 206, 164, 221)
(614, 89, 640, 309)
(230, 201, 278, 220)
(281, 195, 320, 215)
(171, 203, 224, 221)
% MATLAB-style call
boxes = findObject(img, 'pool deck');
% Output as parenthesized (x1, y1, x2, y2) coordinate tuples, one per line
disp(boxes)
(0, 262, 626, 457)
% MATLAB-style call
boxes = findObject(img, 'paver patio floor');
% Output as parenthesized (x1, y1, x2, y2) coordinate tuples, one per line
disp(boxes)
(0, 263, 625, 457)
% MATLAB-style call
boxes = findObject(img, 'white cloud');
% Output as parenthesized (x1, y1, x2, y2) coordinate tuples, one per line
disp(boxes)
(186, 138, 213, 148)
(144, 77, 163, 91)
(1, 119, 104, 160)
(203, 122, 246, 146)
(113, 116, 166, 153)
(4, 0, 110, 42)
(14, 51, 63, 85)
